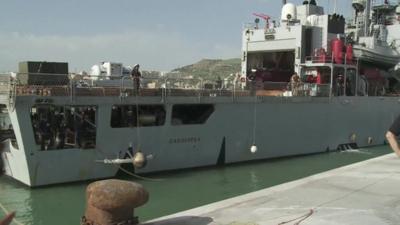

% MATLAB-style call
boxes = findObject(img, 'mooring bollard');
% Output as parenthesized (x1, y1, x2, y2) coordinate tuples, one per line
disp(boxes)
(81, 179, 149, 225)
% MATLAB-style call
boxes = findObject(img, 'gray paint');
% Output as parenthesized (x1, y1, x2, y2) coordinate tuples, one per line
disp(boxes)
(1, 94, 398, 186)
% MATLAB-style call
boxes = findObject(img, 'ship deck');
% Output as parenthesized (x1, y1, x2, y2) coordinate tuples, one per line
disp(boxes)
(144, 153, 400, 225)
(0, 85, 289, 99)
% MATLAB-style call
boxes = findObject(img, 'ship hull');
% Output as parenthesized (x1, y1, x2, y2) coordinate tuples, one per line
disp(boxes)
(1, 95, 397, 187)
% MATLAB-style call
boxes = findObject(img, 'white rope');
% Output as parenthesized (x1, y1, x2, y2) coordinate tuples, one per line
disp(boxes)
(252, 94, 257, 145)
(134, 91, 141, 150)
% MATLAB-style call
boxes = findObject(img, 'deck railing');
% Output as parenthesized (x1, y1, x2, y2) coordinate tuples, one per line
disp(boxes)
(0, 73, 363, 102)
(304, 56, 357, 65)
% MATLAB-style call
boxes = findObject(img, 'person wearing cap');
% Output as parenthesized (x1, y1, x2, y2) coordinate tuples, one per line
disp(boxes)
(131, 64, 142, 94)
(386, 115, 400, 157)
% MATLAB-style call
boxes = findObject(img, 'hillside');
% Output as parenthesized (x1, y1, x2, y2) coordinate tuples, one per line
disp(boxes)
(168, 58, 241, 80)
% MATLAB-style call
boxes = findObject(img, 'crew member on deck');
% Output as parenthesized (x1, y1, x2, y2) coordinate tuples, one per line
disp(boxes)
(289, 72, 301, 96)
(216, 76, 222, 90)
(56, 120, 67, 149)
(336, 74, 344, 96)
(39, 118, 51, 150)
(131, 64, 142, 94)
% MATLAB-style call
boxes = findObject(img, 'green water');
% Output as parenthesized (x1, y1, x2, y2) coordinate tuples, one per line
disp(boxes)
(0, 146, 392, 225)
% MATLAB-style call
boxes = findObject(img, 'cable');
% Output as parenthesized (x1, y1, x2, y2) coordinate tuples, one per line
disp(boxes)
(134, 80, 141, 150)
(277, 209, 314, 225)
(252, 93, 257, 145)
(118, 166, 165, 182)
(277, 170, 395, 224)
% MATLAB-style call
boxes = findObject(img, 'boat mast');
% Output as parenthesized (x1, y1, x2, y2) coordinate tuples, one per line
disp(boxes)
(334, 0, 337, 13)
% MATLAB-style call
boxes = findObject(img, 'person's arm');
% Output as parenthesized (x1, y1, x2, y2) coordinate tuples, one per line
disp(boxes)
(0, 212, 15, 225)
(386, 131, 400, 157)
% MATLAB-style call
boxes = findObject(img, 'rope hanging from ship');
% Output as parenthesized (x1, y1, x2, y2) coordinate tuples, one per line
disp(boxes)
(94, 79, 165, 182)
(250, 91, 258, 153)
(119, 82, 164, 182)
(134, 86, 142, 159)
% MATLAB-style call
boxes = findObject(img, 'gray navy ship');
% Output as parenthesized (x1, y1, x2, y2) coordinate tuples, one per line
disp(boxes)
(1, 0, 400, 187)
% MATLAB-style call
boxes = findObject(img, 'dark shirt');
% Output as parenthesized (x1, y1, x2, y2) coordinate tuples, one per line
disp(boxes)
(131, 69, 141, 78)
(39, 120, 51, 134)
(389, 115, 400, 136)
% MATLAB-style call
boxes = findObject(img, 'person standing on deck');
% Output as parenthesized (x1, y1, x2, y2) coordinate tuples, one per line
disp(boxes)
(131, 64, 142, 94)
(289, 72, 301, 96)
(335, 74, 345, 96)
(216, 76, 222, 90)
(386, 115, 400, 157)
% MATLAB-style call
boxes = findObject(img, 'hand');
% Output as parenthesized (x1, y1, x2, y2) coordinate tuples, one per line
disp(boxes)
(0, 212, 15, 225)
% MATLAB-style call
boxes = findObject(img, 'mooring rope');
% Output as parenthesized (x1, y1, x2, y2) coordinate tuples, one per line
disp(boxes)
(118, 166, 165, 182)
(0, 201, 24, 225)
(276, 169, 395, 224)
(95, 146, 164, 182)
(277, 209, 314, 225)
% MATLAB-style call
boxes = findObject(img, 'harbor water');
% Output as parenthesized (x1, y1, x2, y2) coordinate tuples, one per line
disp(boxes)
(0, 146, 392, 225)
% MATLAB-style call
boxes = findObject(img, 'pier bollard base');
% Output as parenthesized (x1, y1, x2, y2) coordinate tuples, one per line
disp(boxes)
(82, 179, 149, 225)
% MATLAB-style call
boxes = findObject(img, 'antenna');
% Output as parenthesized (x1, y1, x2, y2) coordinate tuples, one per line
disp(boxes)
(334, 0, 337, 14)
(365, 0, 371, 36)
(253, 13, 271, 30)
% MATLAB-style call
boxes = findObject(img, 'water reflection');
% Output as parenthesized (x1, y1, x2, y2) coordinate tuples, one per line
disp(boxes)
(0, 178, 86, 225)
(0, 146, 392, 225)
(249, 170, 261, 191)
(0, 178, 32, 224)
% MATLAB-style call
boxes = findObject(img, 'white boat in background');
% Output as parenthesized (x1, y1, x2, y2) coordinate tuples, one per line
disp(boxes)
(349, 0, 400, 68)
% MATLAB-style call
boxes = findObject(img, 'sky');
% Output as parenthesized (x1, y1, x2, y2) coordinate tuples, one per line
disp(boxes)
(0, 0, 353, 72)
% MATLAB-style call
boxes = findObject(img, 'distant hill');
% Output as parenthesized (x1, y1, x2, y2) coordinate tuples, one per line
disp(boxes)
(168, 58, 241, 80)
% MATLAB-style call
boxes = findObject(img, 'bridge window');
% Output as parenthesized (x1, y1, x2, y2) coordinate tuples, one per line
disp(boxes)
(171, 104, 214, 125)
(110, 105, 166, 128)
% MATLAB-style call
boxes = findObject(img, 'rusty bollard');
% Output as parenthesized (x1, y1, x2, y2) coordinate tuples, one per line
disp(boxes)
(81, 179, 149, 225)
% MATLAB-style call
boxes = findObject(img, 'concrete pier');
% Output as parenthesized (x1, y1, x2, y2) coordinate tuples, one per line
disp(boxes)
(143, 153, 400, 225)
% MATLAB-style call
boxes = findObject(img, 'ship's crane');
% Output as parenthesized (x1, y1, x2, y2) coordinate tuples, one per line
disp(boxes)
(253, 13, 272, 30)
